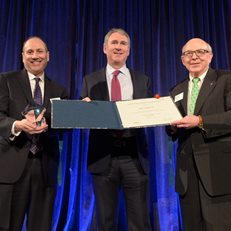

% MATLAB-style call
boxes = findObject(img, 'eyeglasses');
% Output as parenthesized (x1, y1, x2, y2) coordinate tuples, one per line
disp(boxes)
(182, 49, 210, 58)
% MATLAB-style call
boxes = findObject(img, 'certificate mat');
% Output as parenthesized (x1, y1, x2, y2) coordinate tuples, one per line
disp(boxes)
(116, 97, 182, 128)
(51, 97, 182, 129)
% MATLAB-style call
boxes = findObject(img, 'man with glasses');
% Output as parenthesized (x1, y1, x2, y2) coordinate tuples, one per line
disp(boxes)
(168, 38, 231, 230)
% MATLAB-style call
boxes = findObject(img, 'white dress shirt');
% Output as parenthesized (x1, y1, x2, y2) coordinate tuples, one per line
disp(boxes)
(106, 64, 133, 101)
(11, 71, 45, 137)
(187, 69, 208, 115)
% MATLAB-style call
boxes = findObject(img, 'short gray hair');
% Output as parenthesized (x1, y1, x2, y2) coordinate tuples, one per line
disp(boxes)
(104, 28, 130, 47)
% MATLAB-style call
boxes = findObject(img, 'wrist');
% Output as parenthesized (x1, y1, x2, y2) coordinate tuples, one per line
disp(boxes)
(198, 115, 203, 129)
(14, 120, 22, 133)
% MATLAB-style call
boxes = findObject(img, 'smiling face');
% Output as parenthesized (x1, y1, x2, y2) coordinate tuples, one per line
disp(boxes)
(181, 38, 213, 77)
(103, 32, 130, 69)
(22, 37, 49, 76)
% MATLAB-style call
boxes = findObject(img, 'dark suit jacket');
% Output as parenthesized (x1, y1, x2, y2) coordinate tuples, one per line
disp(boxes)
(81, 68, 152, 174)
(0, 69, 68, 186)
(169, 68, 231, 196)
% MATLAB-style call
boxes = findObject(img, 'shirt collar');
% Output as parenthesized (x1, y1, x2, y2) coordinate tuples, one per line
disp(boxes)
(27, 71, 45, 82)
(189, 69, 208, 82)
(106, 64, 128, 76)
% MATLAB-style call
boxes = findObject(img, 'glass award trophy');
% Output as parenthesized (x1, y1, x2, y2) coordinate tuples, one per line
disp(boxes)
(21, 104, 46, 126)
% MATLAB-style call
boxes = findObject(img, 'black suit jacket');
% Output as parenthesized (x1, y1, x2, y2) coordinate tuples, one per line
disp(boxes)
(169, 68, 231, 196)
(0, 69, 68, 186)
(81, 68, 152, 174)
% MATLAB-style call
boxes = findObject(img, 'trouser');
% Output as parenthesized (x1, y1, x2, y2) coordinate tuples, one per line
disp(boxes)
(179, 154, 231, 231)
(92, 156, 151, 231)
(0, 157, 56, 231)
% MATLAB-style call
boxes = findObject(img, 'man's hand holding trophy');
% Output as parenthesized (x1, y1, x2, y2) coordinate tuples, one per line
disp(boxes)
(14, 104, 48, 134)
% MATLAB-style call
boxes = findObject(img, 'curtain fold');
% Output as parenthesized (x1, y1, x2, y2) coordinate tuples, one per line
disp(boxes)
(0, 0, 231, 230)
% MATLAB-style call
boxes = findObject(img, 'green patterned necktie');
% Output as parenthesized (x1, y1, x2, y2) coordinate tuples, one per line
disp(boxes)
(189, 77, 200, 115)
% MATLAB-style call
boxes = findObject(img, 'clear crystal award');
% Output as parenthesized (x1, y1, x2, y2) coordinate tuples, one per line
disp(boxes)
(21, 104, 46, 126)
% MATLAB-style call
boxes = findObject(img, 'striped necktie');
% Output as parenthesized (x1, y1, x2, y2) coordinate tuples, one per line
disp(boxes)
(30, 77, 43, 155)
(34, 77, 43, 105)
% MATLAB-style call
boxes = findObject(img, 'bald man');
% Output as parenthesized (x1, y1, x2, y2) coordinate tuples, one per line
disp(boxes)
(168, 38, 231, 230)
(0, 37, 68, 230)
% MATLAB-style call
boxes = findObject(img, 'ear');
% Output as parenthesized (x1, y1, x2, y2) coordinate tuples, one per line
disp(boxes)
(103, 44, 107, 54)
(208, 53, 213, 64)
(181, 56, 185, 66)
(22, 52, 25, 63)
(127, 48, 130, 56)
(47, 51, 50, 62)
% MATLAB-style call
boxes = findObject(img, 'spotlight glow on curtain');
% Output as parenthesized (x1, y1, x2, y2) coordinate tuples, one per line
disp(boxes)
(0, 0, 231, 230)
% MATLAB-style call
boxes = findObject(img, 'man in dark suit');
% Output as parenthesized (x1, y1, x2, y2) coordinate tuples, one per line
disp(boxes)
(81, 28, 151, 231)
(169, 38, 231, 230)
(0, 36, 68, 230)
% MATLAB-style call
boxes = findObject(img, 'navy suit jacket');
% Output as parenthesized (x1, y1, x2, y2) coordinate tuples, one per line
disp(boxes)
(81, 68, 152, 174)
(0, 69, 68, 186)
(170, 68, 231, 196)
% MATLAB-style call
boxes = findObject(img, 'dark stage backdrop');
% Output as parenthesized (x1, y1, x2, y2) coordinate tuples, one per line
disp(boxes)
(1, 0, 231, 230)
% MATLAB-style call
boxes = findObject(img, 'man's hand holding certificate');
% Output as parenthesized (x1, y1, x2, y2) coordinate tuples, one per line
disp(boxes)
(52, 96, 182, 129)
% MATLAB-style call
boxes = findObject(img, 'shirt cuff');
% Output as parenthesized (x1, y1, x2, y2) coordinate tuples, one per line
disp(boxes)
(10, 121, 21, 140)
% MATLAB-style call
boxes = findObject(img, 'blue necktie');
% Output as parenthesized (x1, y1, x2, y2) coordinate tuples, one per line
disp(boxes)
(34, 77, 43, 105)
(30, 77, 43, 154)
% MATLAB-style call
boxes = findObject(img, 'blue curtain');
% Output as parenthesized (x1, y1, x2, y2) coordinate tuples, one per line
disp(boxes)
(1, 0, 231, 230)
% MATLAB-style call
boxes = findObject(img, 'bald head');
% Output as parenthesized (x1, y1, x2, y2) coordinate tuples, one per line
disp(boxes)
(22, 37, 49, 76)
(182, 38, 212, 54)
(181, 38, 213, 77)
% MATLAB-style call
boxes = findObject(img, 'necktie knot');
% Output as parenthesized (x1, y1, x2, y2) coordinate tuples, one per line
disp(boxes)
(113, 70, 120, 78)
(34, 77, 40, 84)
(192, 77, 200, 84)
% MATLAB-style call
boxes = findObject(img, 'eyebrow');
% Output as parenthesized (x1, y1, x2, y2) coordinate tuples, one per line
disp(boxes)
(110, 40, 128, 44)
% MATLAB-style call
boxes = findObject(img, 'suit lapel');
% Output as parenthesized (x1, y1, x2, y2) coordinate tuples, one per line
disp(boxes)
(96, 68, 109, 100)
(100, 72, 109, 101)
(18, 69, 34, 104)
(130, 70, 141, 99)
(18, 70, 54, 109)
(130, 70, 138, 99)
(43, 76, 51, 109)
(180, 80, 189, 115)
(194, 68, 217, 115)
(172, 79, 189, 116)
